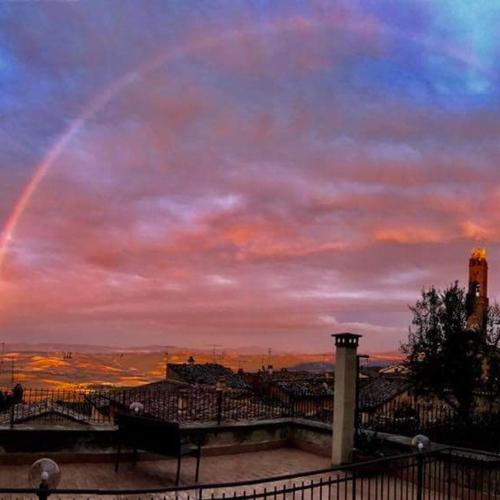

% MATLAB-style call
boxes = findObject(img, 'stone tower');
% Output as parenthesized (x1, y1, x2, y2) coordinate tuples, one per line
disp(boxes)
(466, 248, 489, 332)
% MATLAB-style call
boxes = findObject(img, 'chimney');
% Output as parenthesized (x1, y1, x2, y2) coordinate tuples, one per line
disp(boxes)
(331, 332, 361, 465)
(216, 377, 226, 391)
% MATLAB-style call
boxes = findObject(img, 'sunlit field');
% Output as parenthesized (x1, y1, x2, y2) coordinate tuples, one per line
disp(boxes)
(0, 350, 401, 389)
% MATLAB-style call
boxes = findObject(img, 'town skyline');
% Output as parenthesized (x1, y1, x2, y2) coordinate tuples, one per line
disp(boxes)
(1, 1, 500, 352)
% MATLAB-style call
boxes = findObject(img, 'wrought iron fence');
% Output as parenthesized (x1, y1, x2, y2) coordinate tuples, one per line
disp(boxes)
(0, 447, 499, 499)
(358, 397, 500, 451)
(359, 398, 457, 436)
(2, 384, 498, 444)
(0, 386, 333, 427)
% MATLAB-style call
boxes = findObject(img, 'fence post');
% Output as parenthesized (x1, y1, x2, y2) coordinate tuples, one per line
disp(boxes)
(351, 469, 356, 500)
(216, 390, 223, 425)
(9, 400, 14, 429)
(416, 453, 424, 500)
(447, 448, 452, 500)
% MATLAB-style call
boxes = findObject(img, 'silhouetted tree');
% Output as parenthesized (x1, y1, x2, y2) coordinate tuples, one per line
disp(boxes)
(12, 384, 23, 404)
(402, 282, 500, 422)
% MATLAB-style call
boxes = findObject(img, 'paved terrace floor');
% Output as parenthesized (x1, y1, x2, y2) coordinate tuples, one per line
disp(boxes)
(0, 449, 469, 499)
(0, 448, 330, 499)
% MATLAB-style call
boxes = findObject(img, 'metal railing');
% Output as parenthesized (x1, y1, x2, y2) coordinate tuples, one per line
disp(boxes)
(0, 447, 499, 499)
(359, 398, 456, 435)
(0, 387, 334, 427)
(2, 385, 499, 446)
(358, 398, 500, 451)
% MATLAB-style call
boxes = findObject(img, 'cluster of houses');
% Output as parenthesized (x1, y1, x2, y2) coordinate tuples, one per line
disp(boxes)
(0, 359, 414, 428)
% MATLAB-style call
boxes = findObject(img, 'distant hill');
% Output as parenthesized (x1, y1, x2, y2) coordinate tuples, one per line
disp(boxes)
(289, 362, 334, 372)
(289, 351, 403, 372)
(367, 351, 404, 364)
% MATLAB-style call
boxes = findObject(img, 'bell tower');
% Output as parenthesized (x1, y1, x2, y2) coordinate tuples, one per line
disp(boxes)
(466, 248, 489, 332)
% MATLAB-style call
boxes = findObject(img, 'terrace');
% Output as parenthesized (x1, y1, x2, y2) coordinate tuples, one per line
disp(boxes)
(0, 338, 499, 498)
(0, 446, 498, 498)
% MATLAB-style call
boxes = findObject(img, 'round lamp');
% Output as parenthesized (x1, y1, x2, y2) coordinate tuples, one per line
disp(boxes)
(411, 434, 431, 453)
(29, 458, 61, 489)
(129, 401, 144, 415)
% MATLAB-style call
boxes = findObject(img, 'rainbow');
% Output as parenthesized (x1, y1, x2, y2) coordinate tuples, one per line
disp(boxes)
(0, 18, 311, 273)
(0, 72, 139, 272)
(0, 18, 490, 275)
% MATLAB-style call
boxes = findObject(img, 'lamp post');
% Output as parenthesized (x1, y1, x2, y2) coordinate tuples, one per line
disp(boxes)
(216, 377, 226, 425)
(177, 390, 188, 419)
(29, 458, 61, 500)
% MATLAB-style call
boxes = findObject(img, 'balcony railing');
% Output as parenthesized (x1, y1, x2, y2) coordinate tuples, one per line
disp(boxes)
(0, 386, 334, 427)
(0, 447, 498, 499)
(3, 386, 500, 452)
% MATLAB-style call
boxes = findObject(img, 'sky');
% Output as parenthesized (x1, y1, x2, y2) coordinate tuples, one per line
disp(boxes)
(1, 0, 500, 353)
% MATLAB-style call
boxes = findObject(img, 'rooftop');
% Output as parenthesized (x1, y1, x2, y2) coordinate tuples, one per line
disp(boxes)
(167, 363, 250, 389)
(359, 376, 407, 410)
(250, 371, 334, 397)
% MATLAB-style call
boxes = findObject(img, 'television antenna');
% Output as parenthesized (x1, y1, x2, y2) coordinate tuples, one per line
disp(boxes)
(205, 344, 222, 363)
(236, 357, 249, 370)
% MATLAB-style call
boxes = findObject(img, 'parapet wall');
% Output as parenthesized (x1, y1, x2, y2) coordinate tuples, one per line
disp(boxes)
(0, 419, 331, 464)
(0, 420, 417, 465)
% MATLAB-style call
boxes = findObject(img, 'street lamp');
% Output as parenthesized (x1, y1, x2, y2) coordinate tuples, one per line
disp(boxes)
(29, 458, 61, 500)
(129, 401, 144, 415)
(412, 434, 431, 453)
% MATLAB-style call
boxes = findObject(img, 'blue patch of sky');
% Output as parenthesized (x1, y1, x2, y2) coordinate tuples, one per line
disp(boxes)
(350, 43, 498, 111)
(352, 0, 500, 110)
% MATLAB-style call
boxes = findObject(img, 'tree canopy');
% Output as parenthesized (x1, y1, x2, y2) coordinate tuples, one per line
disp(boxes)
(402, 282, 500, 418)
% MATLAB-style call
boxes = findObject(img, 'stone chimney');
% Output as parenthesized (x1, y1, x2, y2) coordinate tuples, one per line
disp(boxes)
(331, 332, 361, 465)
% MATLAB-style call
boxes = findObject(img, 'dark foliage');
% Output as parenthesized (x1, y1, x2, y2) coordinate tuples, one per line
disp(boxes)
(401, 282, 500, 420)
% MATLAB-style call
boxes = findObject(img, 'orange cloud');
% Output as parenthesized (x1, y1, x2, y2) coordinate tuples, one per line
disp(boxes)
(375, 227, 447, 244)
(460, 221, 498, 241)
(224, 225, 257, 246)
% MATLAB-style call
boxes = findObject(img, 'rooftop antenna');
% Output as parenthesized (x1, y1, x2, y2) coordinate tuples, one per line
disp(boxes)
(157, 345, 176, 379)
(237, 357, 248, 371)
(205, 344, 222, 363)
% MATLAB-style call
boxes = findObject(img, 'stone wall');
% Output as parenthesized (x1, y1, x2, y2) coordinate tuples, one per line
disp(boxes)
(0, 419, 419, 465)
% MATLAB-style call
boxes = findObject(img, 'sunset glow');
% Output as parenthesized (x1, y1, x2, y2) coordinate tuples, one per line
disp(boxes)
(1, 1, 499, 353)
